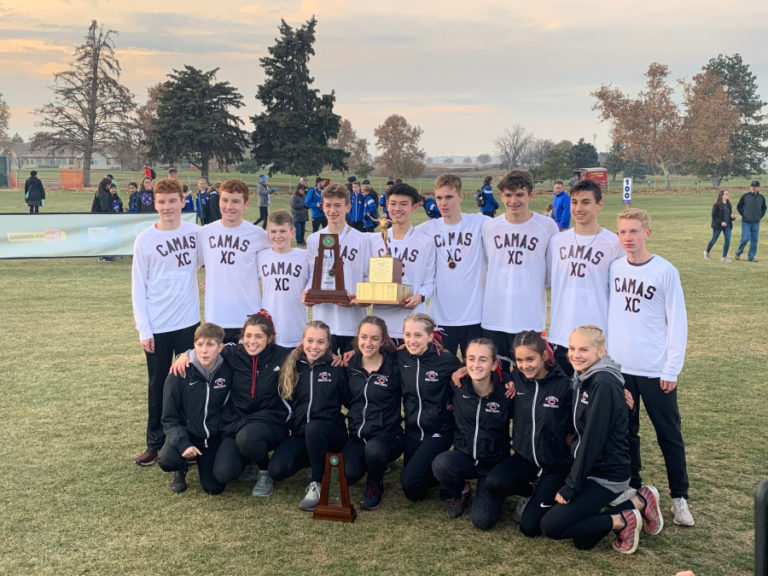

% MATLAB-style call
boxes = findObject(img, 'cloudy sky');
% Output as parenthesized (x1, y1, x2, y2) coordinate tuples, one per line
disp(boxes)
(2, 0, 767, 158)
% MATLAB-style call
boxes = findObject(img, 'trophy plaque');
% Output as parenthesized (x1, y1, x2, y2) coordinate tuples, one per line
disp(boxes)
(313, 453, 356, 523)
(304, 234, 351, 305)
(355, 218, 413, 305)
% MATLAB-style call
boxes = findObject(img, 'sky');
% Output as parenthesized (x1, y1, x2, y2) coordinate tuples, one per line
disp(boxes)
(1, 0, 768, 158)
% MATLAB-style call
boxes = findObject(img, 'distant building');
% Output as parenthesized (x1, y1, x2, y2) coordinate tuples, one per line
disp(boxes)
(10, 142, 121, 170)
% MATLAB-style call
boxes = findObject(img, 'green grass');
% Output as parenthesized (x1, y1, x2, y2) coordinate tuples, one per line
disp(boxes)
(0, 187, 766, 575)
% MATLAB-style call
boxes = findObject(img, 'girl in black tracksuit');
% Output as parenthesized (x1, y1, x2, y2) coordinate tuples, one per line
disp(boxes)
(481, 331, 573, 534)
(399, 313, 461, 502)
(343, 316, 404, 510)
(540, 325, 663, 554)
(269, 320, 349, 511)
(432, 338, 513, 520)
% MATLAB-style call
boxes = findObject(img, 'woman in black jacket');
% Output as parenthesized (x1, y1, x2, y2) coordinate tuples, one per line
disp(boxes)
(91, 177, 112, 213)
(24, 170, 45, 214)
(704, 189, 736, 262)
(343, 316, 403, 510)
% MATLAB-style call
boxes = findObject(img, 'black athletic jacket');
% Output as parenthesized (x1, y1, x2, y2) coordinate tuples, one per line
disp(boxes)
(346, 352, 403, 440)
(398, 343, 461, 440)
(288, 354, 349, 437)
(220, 343, 291, 434)
(451, 371, 513, 465)
(559, 357, 631, 501)
(161, 357, 232, 452)
(510, 364, 573, 473)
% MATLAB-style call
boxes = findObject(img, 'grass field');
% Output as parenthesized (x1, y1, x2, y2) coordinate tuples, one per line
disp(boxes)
(0, 183, 766, 576)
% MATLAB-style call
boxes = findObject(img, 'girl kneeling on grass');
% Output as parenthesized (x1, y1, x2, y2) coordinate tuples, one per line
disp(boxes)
(343, 316, 404, 510)
(269, 320, 349, 512)
(479, 331, 573, 534)
(399, 313, 461, 502)
(432, 338, 513, 521)
(539, 325, 663, 554)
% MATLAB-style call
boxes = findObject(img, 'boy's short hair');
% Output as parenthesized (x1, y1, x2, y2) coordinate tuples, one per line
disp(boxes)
(128, 181, 138, 189)
(617, 207, 651, 230)
(268, 209, 294, 227)
(434, 173, 462, 194)
(194, 322, 225, 344)
(498, 170, 534, 193)
(388, 182, 419, 204)
(571, 178, 603, 203)
(154, 178, 184, 200)
(322, 183, 350, 203)
(554, 179, 564, 186)
(220, 178, 249, 202)
(168, 168, 178, 176)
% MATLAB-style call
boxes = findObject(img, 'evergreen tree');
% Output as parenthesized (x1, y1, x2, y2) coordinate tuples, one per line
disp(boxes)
(604, 141, 626, 181)
(251, 18, 346, 176)
(148, 66, 248, 181)
(568, 138, 599, 170)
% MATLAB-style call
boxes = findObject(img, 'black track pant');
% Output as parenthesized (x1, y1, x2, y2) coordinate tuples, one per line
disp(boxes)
(158, 434, 224, 495)
(214, 421, 288, 483)
(401, 432, 453, 502)
(268, 420, 347, 483)
(343, 432, 404, 484)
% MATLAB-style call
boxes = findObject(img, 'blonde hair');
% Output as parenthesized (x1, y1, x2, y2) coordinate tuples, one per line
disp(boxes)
(278, 321, 331, 400)
(434, 174, 462, 193)
(571, 324, 606, 351)
(403, 313, 443, 352)
(617, 207, 651, 230)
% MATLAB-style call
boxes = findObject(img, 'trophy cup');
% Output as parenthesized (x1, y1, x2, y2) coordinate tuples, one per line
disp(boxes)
(355, 218, 413, 305)
(313, 453, 356, 523)
(304, 234, 351, 305)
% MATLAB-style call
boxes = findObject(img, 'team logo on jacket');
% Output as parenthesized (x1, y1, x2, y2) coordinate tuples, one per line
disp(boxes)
(485, 401, 501, 413)
(318, 371, 332, 383)
(580, 391, 589, 405)
(542, 395, 560, 409)
(425, 370, 439, 382)
(373, 376, 389, 387)
(213, 378, 227, 389)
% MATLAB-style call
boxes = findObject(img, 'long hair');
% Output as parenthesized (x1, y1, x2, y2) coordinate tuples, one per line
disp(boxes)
(715, 190, 731, 209)
(241, 310, 276, 345)
(278, 320, 331, 400)
(351, 316, 396, 356)
(403, 312, 443, 352)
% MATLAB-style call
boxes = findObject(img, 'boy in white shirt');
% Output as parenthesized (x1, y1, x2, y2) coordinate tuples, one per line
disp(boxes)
(607, 208, 693, 527)
(368, 182, 436, 341)
(198, 179, 270, 344)
(258, 210, 310, 347)
(132, 178, 201, 466)
(481, 170, 559, 369)
(416, 174, 486, 355)
(304, 183, 370, 354)
(548, 179, 623, 375)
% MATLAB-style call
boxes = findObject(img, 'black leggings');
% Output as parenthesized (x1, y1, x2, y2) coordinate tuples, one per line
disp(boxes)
(268, 420, 347, 483)
(342, 432, 404, 484)
(158, 435, 224, 495)
(401, 432, 453, 501)
(254, 206, 268, 228)
(29, 205, 39, 214)
(213, 421, 288, 483)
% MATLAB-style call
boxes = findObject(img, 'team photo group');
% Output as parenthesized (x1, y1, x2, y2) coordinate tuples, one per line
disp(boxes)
(131, 169, 692, 557)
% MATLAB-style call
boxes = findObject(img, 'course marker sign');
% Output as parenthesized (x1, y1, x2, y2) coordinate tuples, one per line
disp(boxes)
(622, 178, 632, 205)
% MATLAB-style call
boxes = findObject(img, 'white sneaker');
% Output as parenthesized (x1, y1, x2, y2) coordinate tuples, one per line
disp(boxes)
(299, 481, 321, 511)
(609, 486, 637, 507)
(703, 251, 710, 260)
(671, 497, 695, 526)
(721, 257, 732, 262)
(511, 496, 530, 524)
(251, 470, 274, 497)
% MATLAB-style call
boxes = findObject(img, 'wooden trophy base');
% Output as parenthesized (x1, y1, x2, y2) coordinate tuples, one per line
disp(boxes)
(304, 289, 351, 305)
(313, 502, 357, 523)
(312, 453, 356, 523)
(355, 281, 413, 305)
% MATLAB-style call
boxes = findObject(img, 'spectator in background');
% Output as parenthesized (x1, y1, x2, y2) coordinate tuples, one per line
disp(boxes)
(545, 203, 555, 218)
(363, 179, 379, 205)
(347, 180, 365, 231)
(109, 184, 124, 213)
(182, 184, 195, 213)
(143, 165, 156, 180)
(91, 177, 112, 213)
(704, 190, 735, 262)
(253, 175, 276, 229)
(205, 181, 222, 224)
(136, 176, 156, 213)
(479, 176, 498, 217)
(305, 177, 328, 232)
(734, 180, 766, 262)
(361, 184, 379, 232)
(168, 168, 178, 180)
(127, 182, 139, 213)
(291, 183, 310, 246)
(379, 180, 394, 219)
(553, 180, 570, 231)
(24, 170, 45, 214)
(422, 195, 441, 219)
(196, 178, 209, 224)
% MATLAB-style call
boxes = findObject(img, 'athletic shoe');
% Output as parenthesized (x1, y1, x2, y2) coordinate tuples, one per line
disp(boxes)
(511, 496, 530, 524)
(238, 463, 257, 482)
(446, 482, 471, 519)
(252, 470, 274, 497)
(703, 251, 710, 260)
(721, 257, 732, 262)
(735, 253, 741, 260)
(638, 485, 663, 535)
(135, 449, 158, 466)
(612, 509, 642, 554)
(360, 480, 384, 510)
(609, 486, 637, 507)
(672, 497, 695, 526)
(749, 258, 760, 263)
(170, 469, 187, 494)
(439, 486, 453, 502)
(299, 481, 321, 511)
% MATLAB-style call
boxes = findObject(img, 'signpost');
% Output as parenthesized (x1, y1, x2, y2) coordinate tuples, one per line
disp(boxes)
(623, 177, 632, 205)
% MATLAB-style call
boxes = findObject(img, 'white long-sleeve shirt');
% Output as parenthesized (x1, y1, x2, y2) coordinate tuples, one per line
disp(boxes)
(607, 255, 688, 381)
(258, 248, 310, 347)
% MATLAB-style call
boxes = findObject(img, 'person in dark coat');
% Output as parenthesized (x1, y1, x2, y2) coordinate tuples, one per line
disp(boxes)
(91, 177, 112, 213)
(24, 170, 45, 214)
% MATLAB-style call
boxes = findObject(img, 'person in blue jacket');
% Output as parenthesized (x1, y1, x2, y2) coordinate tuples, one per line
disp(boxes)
(423, 195, 441, 219)
(479, 176, 498, 217)
(553, 180, 571, 230)
(305, 177, 328, 232)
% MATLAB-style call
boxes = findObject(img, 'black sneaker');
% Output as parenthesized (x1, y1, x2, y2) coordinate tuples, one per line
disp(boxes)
(170, 469, 187, 494)
(360, 480, 384, 510)
(446, 482, 471, 518)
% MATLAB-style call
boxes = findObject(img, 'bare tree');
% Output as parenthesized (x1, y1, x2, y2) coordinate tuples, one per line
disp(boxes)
(34, 20, 135, 186)
(528, 138, 555, 167)
(374, 114, 426, 178)
(329, 118, 371, 175)
(476, 153, 491, 166)
(0, 93, 9, 154)
(495, 125, 533, 170)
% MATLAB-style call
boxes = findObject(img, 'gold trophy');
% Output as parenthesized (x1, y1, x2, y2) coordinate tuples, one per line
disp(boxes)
(355, 217, 413, 305)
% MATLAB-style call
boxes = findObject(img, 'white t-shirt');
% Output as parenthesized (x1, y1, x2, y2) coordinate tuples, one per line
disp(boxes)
(258, 248, 310, 347)
(548, 228, 623, 346)
(481, 212, 559, 333)
(198, 220, 270, 329)
(132, 221, 201, 340)
(607, 255, 688, 381)
(306, 226, 370, 337)
(416, 213, 486, 326)
(368, 226, 436, 338)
